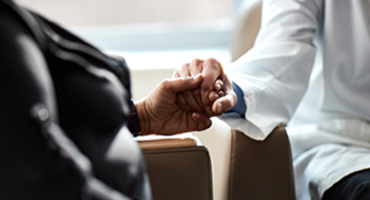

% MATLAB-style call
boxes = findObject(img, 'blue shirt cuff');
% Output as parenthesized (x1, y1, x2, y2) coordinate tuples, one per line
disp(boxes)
(227, 82, 247, 117)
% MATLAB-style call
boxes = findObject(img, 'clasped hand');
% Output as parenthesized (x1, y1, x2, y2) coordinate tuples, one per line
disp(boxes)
(136, 58, 237, 135)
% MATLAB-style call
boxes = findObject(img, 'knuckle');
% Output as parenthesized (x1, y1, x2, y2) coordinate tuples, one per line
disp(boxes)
(192, 58, 204, 65)
(172, 70, 179, 78)
(181, 63, 190, 71)
(192, 58, 201, 62)
(206, 58, 221, 68)
(206, 57, 218, 63)
(204, 58, 222, 72)
(216, 79, 223, 85)
(162, 79, 171, 87)
(209, 62, 220, 71)
(184, 76, 193, 82)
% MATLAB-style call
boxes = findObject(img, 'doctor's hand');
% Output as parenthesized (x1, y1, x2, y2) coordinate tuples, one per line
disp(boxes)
(173, 58, 237, 116)
(135, 74, 212, 135)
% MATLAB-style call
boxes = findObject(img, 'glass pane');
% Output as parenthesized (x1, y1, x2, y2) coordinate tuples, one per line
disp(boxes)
(15, 0, 233, 27)
(15, 0, 234, 73)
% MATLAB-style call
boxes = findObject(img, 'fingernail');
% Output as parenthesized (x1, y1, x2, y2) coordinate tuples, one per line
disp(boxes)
(193, 112, 201, 119)
(217, 90, 225, 97)
(216, 83, 222, 90)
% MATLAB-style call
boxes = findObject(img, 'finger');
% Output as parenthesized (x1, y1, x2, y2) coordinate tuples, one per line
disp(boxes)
(200, 58, 224, 113)
(181, 90, 203, 112)
(208, 91, 219, 102)
(202, 58, 223, 86)
(165, 74, 203, 93)
(192, 112, 202, 120)
(191, 87, 207, 114)
(173, 72, 180, 78)
(192, 113, 212, 131)
(190, 58, 204, 76)
(212, 91, 237, 115)
(173, 63, 191, 78)
(214, 79, 224, 91)
(217, 90, 225, 97)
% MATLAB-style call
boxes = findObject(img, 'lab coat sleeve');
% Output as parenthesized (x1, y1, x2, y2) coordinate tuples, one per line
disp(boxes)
(221, 0, 323, 140)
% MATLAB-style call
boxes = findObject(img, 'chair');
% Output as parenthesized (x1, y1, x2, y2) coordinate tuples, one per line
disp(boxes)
(228, 126, 295, 200)
(137, 122, 295, 200)
(136, 134, 213, 200)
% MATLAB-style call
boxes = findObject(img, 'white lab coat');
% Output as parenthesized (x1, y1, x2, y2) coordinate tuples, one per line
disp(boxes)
(221, 0, 370, 199)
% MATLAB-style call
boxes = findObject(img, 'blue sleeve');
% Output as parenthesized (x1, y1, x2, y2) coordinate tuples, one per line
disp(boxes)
(227, 82, 247, 117)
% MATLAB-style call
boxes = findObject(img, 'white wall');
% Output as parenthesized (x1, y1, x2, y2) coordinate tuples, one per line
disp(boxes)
(130, 68, 174, 100)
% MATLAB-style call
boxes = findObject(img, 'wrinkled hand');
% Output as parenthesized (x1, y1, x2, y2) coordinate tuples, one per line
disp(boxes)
(135, 74, 212, 135)
(173, 58, 237, 116)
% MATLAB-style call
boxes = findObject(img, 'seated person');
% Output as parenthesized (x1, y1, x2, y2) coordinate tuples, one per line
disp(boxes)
(0, 0, 228, 199)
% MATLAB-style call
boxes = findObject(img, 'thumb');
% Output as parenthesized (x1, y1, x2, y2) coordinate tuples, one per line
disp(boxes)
(166, 74, 203, 93)
(212, 92, 237, 115)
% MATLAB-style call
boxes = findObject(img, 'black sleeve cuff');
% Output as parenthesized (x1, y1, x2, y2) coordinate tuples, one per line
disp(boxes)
(128, 100, 142, 137)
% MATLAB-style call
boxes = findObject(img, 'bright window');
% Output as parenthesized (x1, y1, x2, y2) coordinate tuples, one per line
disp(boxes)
(16, 0, 236, 69)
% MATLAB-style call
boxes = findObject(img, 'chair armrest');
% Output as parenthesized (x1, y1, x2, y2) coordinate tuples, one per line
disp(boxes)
(136, 135, 213, 200)
(138, 137, 197, 150)
(228, 126, 296, 200)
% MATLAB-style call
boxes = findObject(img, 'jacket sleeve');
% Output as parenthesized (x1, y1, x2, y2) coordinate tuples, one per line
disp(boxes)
(221, 0, 324, 140)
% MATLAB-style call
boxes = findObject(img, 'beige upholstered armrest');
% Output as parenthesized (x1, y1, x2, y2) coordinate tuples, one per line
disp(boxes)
(136, 135, 213, 200)
(137, 137, 197, 150)
(228, 126, 296, 200)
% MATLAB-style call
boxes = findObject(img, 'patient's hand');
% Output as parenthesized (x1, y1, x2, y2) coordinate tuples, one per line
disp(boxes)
(173, 58, 237, 116)
(135, 74, 212, 135)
